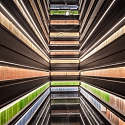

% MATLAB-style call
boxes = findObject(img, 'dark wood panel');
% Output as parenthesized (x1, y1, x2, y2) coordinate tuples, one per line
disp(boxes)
(80, 35, 125, 69)
(50, 46, 79, 50)
(80, 76, 125, 98)
(50, 25, 79, 32)
(80, 0, 125, 49)
(0, 77, 49, 107)
(0, 45, 49, 70)
(0, 26, 49, 68)
(50, 15, 79, 20)
(51, 75, 80, 81)
(51, 63, 79, 70)
(1, 0, 49, 54)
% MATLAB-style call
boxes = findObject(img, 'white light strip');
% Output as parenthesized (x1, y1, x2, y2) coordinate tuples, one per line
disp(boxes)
(80, 113, 86, 125)
(19, 0, 49, 52)
(51, 58, 80, 60)
(79, 0, 87, 20)
(80, 24, 125, 61)
(0, 82, 49, 112)
(80, 103, 93, 125)
(36, 0, 49, 33)
(0, 60, 49, 71)
(80, 0, 95, 33)
(36, 98, 50, 124)
(80, 61, 125, 71)
(1, 3, 49, 61)
(51, 50, 79, 52)
(81, 98, 100, 125)
(50, 44, 79, 46)
(80, 17, 125, 60)
(79, 0, 116, 50)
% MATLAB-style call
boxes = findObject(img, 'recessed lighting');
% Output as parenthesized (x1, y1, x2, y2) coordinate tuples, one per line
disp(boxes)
(66, 11, 70, 16)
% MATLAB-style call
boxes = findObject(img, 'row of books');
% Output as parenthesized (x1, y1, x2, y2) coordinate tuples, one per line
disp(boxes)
(51, 60, 79, 63)
(50, 41, 79, 45)
(51, 81, 79, 86)
(81, 82, 125, 115)
(28, 0, 49, 42)
(50, 32, 79, 37)
(0, 82, 50, 125)
(0, 66, 49, 81)
(0, 12, 49, 62)
(80, 25, 125, 62)
(50, 20, 79, 25)
(50, 51, 79, 55)
(51, 87, 78, 92)
(106, 109, 125, 125)
(50, 10, 79, 15)
(51, 72, 79, 75)
(13, 0, 49, 43)
(81, 66, 125, 78)
(79, 0, 95, 32)
(80, 88, 125, 125)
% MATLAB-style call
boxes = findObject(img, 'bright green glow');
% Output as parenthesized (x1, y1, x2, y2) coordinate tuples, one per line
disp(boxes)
(81, 82, 109, 102)
(0, 82, 50, 125)
(51, 81, 79, 86)
(50, 10, 79, 15)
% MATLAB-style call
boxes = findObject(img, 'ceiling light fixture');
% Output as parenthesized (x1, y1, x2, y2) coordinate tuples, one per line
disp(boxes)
(66, 11, 70, 16)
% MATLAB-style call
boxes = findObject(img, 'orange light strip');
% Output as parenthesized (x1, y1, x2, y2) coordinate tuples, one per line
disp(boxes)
(50, 32, 79, 37)
(50, 41, 79, 45)
(106, 109, 125, 125)
(51, 60, 79, 63)
(0, 66, 49, 81)
(50, 20, 79, 25)
(51, 72, 79, 75)
(81, 67, 125, 78)
(50, 51, 79, 55)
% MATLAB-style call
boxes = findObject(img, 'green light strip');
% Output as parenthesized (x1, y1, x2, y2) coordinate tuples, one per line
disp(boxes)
(50, 10, 79, 15)
(51, 81, 79, 86)
(0, 82, 50, 125)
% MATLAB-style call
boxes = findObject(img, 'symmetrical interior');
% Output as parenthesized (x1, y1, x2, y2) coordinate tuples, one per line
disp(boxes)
(0, 0, 125, 125)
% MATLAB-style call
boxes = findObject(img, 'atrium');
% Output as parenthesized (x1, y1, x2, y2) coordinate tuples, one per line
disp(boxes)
(0, 0, 125, 125)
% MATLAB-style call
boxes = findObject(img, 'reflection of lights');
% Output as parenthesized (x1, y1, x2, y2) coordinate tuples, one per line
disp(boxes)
(66, 11, 70, 16)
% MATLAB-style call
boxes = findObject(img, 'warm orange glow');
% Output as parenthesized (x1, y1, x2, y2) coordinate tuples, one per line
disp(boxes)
(0, 66, 49, 81)
(50, 32, 79, 37)
(51, 60, 79, 63)
(51, 51, 79, 55)
(81, 67, 125, 78)
(50, 20, 79, 25)
(50, 41, 79, 45)
(51, 72, 79, 75)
